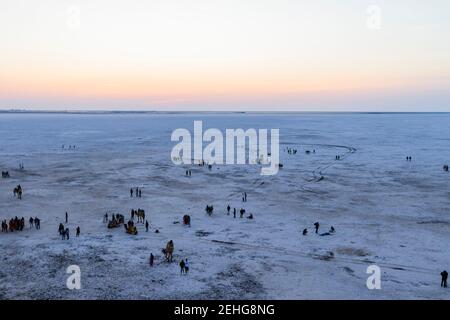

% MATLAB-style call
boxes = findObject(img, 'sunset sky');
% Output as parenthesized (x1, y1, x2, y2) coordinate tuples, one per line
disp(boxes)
(1, 0, 450, 111)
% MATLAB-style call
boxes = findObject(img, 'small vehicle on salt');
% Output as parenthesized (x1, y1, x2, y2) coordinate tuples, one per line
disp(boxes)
(107, 214, 124, 229)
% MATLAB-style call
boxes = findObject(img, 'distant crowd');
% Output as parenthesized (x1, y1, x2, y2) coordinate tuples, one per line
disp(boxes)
(1, 216, 40, 232)
(130, 187, 142, 198)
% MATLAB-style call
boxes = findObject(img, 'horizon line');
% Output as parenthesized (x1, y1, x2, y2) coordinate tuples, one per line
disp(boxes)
(1, 109, 450, 115)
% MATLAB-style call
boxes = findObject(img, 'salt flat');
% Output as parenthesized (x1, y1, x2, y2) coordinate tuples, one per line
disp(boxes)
(0, 112, 449, 299)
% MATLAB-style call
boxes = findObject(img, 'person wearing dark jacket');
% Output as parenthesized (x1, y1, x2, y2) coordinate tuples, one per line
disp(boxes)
(179, 260, 185, 274)
(58, 223, 64, 235)
(149, 253, 154, 267)
(441, 270, 448, 288)
(314, 222, 320, 234)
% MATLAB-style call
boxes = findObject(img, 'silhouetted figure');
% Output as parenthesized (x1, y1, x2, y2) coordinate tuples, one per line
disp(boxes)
(314, 222, 320, 234)
(227, 205, 230, 215)
(65, 212, 68, 223)
(130, 188, 133, 197)
(303, 228, 308, 236)
(145, 220, 149, 232)
(180, 259, 186, 274)
(58, 223, 65, 235)
(233, 208, 236, 218)
(441, 270, 448, 288)
(149, 253, 154, 267)
(76, 226, 80, 237)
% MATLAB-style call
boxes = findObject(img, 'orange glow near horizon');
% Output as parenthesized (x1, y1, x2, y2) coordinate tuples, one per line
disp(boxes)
(1, 0, 450, 110)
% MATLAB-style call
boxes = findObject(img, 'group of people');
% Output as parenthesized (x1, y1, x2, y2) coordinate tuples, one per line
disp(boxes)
(205, 205, 214, 215)
(179, 258, 190, 274)
(1, 171, 10, 178)
(13, 185, 23, 199)
(130, 187, 142, 198)
(285, 147, 297, 155)
(242, 192, 248, 202)
(406, 156, 412, 161)
(185, 170, 192, 176)
(58, 223, 70, 239)
(2, 217, 23, 232)
(29, 217, 41, 229)
(148, 244, 170, 267)
(335, 155, 341, 160)
(1, 216, 40, 233)
(148, 239, 190, 274)
(286, 147, 317, 155)
(61, 145, 76, 150)
(106, 213, 124, 223)
(226, 205, 253, 219)
(302, 222, 335, 236)
(147, 250, 190, 276)
(58, 222, 80, 240)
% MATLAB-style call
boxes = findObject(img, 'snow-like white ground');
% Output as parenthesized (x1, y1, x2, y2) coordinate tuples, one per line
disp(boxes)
(0, 112, 449, 300)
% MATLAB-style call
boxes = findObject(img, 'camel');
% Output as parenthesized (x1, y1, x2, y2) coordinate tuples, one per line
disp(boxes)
(131, 209, 145, 223)
(134, 209, 145, 223)
(163, 240, 174, 262)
